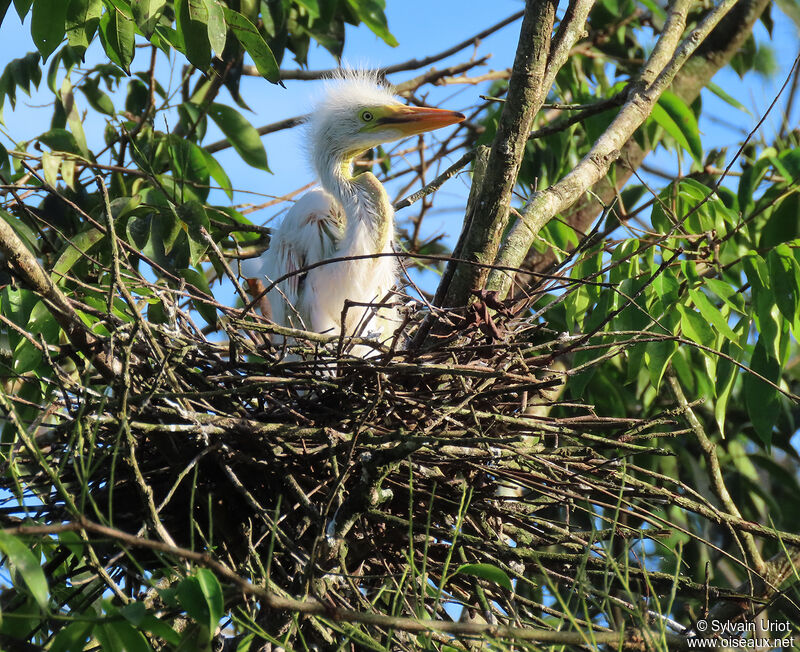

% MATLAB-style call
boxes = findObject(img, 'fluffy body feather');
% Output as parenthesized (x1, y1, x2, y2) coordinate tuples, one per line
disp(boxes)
(242, 70, 464, 351)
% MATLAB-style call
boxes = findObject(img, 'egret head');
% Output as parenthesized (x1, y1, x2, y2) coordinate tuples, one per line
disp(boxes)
(308, 69, 465, 169)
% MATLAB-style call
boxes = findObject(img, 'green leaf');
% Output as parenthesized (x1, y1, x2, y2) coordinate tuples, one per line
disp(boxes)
(652, 92, 702, 163)
(207, 102, 269, 171)
(13, 0, 32, 20)
(0, 531, 49, 610)
(99, 5, 135, 73)
(97, 621, 152, 652)
(37, 127, 81, 155)
(178, 199, 211, 266)
(132, 0, 166, 37)
(31, 0, 68, 61)
(59, 76, 90, 157)
(80, 77, 115, 114)
(346, 0, 397, 46)
(42, 151, 61, 187)
(196, 568, 224, 630)
(13, 338, 41, 373)
(52, 226, 106, 284)
(455, 563, 513, 592)
(767, 244, 800, 324)
(706, 81, 749, 114)
(179, 268, 217, 326)
(760, 193, 800, 248)
(743, 335, 780, 446)
(203, 0, 226, 54)
(705, 278, 746, 314)
(120, 602, 181, 645)
(177, 575, 213, 637)
(644, 338, 678, 391)
(688, 288, 738, 343)
(222, 8, 280, 82)
(677, 304, 715, 349)
(50, 620, 94, 652)
(176, 0, 211, 70)
(65, 0, 102, 54)
(714, 325, 745, 438)
(200, 149, 232, 198)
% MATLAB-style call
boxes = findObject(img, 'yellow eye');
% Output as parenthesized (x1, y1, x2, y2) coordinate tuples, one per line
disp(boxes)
(361, 110, 374, 122)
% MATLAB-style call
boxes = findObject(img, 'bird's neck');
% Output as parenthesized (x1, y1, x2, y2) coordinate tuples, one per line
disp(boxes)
(317, 150, 394, 255)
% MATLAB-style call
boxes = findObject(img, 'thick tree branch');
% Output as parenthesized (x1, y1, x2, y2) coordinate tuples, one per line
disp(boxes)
(488, 0, 739, 294)
(523, 0, 773, 280)
(0, 214, 122, 381)
(442, 0, 558, 307)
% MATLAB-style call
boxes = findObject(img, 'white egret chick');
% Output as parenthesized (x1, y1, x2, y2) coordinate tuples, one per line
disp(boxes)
(242, 70, 465, 352)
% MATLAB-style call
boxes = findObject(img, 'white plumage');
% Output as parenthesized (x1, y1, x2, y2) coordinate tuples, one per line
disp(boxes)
(242, 70, 464, 352)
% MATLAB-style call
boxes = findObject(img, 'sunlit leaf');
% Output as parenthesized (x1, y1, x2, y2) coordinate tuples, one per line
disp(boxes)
(207, 102, 269, 171)
(652, 92, 702, 164)
(203, 0, 226, 54)
(767, 244, 800, 324)
(132, 0, 166, 38)
(65, 0, 102, 54)
(455, 563, 513, 592)
(222, 7, 280, 82)
(688, 288, 738, 343)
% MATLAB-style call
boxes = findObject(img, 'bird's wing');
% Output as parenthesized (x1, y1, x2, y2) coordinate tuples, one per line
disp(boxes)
(243, 188, 344, 328)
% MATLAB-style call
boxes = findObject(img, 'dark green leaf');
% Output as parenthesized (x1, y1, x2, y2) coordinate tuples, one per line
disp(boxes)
(121, 602, 181, 645)
(346, 0, 397, 46)
(650, 96, 701, 164)
(177, 575, 212, 636)
(743, 335, 780, 446)
(767, 244, 800, 324)
(455, 563, 513, 592)
(179, 268, 217, 326)
(644, 338, 678, 390)
(97, 621, 152, 652)
(99, 6, 135, 73)
(176, 0, 211, 70)
(0, 0, 11, 24)
(31, 0, 68, 61)
(0, 531, 49, 610)
(222, 8, 279, 82)
(50, 621, 94, 652)
(65, 0, 102, 54)
(80, 77, 115, 114)
(37, 128, 82, 155)
(178, 199, 211, 266)
(52, 226, 105, 284)
(13, 0, 32, 21)
(13, 338, 41, 374)
(207, 102, 269, 171)
(760, 193, 800, 248)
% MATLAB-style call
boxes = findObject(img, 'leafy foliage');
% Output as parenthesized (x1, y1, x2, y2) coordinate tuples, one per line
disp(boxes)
(0, 0, 799, 650)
